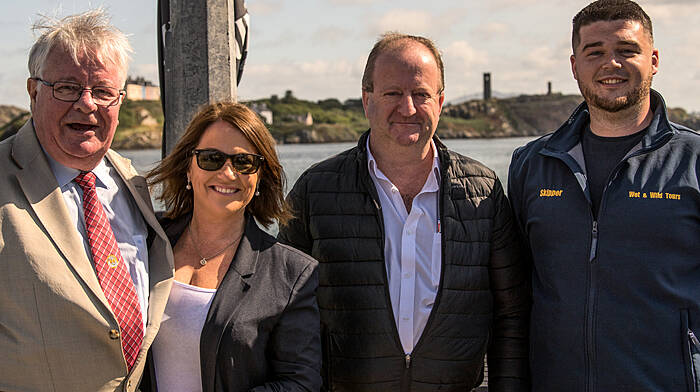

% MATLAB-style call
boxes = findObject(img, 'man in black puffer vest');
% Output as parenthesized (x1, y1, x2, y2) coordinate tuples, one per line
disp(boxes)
(279, 33, 530, 392)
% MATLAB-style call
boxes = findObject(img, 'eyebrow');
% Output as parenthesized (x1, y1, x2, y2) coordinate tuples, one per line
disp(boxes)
(581, 40, 641, 52)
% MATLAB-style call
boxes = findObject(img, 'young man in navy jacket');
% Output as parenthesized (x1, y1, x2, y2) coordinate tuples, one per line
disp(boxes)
(508, 0, 700, 390)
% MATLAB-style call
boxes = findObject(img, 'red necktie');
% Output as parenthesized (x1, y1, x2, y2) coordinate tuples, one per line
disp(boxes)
(74, 171, 144, 371)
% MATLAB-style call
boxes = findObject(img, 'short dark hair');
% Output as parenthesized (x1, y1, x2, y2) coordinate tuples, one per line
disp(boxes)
(147, 102, 291, 227)
(572, 0, 653, 51)
(361, 32, 445, 94)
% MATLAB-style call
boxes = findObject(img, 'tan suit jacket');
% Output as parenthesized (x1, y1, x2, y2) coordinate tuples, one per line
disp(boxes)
(0, 120, 174, 392)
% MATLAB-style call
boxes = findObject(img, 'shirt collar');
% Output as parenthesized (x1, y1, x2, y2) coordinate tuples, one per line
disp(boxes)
(42, 147, 112, 189)
(366, 138, 441, 192)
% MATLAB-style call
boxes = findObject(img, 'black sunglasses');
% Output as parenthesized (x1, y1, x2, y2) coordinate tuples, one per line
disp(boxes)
(192, 149, 264, 174)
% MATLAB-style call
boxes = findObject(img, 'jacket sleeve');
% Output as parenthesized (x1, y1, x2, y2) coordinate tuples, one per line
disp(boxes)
(486, 178, 531, 392)
(277, 171, 313, 256)
(249, 260, 322, 392)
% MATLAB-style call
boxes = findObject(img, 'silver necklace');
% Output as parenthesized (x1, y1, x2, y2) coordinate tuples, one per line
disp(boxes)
(187, 225, 240, 266)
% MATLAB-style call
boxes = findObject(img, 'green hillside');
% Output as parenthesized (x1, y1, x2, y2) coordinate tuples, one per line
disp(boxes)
(1, 93, 699, 148)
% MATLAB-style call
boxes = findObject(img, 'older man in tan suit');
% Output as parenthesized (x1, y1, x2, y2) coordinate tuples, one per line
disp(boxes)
(0, 9, 173, 392)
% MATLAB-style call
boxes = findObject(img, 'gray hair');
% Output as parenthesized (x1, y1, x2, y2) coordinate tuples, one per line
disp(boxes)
(28, 8, 132, 83)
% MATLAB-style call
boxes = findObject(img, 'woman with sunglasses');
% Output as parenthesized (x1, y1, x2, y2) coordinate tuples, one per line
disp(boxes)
(141, 102, 321, 392)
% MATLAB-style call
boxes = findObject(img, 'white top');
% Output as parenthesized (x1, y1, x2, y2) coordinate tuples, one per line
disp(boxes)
(151, 280, 216, 392)
(366, 139, 442, 354)
(45, 151, 150, 330)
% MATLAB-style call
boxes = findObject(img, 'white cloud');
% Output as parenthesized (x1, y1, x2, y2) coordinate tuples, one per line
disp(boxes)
(444, 40, 488, 68)
(256, 28, 302, 49)
(246, 1, 283, 16)
(523, 45, 567, 70)
(311, 26, 352, 45)
(472, 22, 510, 40)
(486, 0, 539, 10)
(329, 0, 380, 4)
(238, 57, 366, 101)
(642, 0, 699, 4)
(371, 9, 432, 36)
(640, 2, 700, 22)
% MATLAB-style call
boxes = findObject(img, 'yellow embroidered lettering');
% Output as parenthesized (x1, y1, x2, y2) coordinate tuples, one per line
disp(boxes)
(539, 189, 564, 197)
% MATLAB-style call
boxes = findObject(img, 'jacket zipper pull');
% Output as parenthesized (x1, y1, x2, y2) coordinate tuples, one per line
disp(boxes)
(405, 354, 411, 369)
(689, 330, 700, 351)
(589, 221, 599, 262)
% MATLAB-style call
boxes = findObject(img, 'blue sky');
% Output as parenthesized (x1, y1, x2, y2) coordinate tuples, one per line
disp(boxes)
(2, 0, 699, 112)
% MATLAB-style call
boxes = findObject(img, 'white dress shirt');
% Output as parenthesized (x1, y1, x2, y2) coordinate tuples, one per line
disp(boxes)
(45, 152, 150, 330)
(367, 139, 442, 354)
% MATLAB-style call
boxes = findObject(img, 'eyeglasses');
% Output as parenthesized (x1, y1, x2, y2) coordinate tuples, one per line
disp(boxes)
(32, 78, 125, 107)
(192, 149, 264, 174)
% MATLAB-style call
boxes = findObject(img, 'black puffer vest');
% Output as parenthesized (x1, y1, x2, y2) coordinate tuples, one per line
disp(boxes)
(279, 131, 529, 392)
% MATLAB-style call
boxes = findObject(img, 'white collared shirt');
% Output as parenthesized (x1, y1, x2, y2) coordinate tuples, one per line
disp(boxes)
(45, 152, 150, 330)
(367, 139, 442, 354)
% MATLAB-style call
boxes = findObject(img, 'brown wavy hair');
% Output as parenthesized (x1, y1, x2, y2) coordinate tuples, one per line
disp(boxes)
(147, 101, 291, 227)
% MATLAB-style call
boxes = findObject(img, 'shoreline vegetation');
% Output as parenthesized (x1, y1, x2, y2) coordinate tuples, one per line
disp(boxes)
(2, 91, 699, 149)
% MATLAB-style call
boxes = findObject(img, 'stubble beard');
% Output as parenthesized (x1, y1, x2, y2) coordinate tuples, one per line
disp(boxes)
(579, 74, 653, 113)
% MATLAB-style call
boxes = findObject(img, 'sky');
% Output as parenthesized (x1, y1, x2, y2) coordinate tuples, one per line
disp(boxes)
(1, 0, 699, 112)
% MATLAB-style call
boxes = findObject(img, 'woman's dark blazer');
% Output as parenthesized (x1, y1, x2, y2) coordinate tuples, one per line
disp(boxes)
(141, 213, 322, 392)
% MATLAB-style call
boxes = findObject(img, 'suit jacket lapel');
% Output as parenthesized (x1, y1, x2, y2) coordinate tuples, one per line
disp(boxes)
(105, 150, 174, 345)
(11, 121, 110, 308)
(200, 216, 261, 392)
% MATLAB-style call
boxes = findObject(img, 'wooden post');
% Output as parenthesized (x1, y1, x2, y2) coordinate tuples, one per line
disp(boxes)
(160, 0, 238, 156)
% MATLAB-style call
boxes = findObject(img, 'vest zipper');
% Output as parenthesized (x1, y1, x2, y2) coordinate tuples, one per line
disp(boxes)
(405, 354, 411, 369)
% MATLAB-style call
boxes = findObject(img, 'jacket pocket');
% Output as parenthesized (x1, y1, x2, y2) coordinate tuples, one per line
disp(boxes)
(682, 309, 700, 392)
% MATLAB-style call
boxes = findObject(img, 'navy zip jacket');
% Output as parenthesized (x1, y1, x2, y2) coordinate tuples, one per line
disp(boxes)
(508, 90, 700, 392)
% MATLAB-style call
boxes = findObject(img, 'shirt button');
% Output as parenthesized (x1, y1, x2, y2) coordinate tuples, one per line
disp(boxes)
(109, 329, 120, 339)
(402, 317, 409, 321)
(403, 273, 411, 278)
(406, 230, 412, 235)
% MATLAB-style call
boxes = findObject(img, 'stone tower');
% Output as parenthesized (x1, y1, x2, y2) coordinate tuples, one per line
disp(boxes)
(483, 73, 491, 100)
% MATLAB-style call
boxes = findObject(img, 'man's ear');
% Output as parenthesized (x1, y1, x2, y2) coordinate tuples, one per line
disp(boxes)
(651, 48, 659, 76)
(361, 89, 370, 118)
(27, 78, 38, 109)
(570, 54, 578, 81)
(362, 89, 372, 118)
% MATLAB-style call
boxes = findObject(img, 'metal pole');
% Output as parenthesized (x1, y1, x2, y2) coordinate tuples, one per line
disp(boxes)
(160, 0, 238, 157)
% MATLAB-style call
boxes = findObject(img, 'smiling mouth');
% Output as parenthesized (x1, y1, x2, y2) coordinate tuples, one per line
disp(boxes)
(599, 78, 627, 85)
(391, 121, 421, 127)
(67, 123, 98, 132)
(212, 185, 239, 194)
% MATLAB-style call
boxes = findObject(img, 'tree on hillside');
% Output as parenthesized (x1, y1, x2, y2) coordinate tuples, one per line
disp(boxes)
(318, 98, 343, 110)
